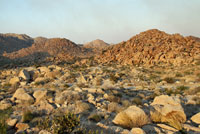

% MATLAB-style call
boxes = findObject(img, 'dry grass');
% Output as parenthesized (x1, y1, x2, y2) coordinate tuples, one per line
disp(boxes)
(107, 102, 123, 113)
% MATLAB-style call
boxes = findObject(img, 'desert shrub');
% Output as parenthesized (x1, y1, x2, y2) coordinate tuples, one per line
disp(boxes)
(95, 78, 102, 86)
(132, 97, 142, 105)
(106, 94, 121, 103)
(88, 113, 102, 122)
(166, 86, 189, 95)
(75, 101, 90, 113)
(121, 100, 132, 108)
(0, 107, 13, 134)
(109, 74, 119, 83)
(2, 83, 11, 90)
(192, 97, 200, 105)
(175, 73, 183, 77)
(163, 77, 176, 84)
(195, 60, 200, 65)
(176, 85, 189, 91)
(137, 74, 148, 81)
(35, 78, 50, 86)
(187, 87, 200, 95)
(38, 112, 80, 134)
(22, 110, 35, 123)
(107, 102, 123, 113)
(64, 83, 70, 88)
(184, 71, 193, 75)
(77, 83, 89, 88)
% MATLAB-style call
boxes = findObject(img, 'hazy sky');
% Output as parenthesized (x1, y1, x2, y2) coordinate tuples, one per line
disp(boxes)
(0, 0, 200, 44)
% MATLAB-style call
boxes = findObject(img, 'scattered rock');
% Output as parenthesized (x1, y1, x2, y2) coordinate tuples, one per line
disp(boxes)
(130, 128, 146, 134)
(16, 123, 29, 131)
(39, 130, 52, 134)
(7, 118, 18, 127)
(113, 105, 149, 128)
(12, 88, 34, 104)
(191, 112, 200, 124)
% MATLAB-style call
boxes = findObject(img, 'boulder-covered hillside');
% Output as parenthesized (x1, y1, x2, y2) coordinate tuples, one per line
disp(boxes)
(96, 29, 200, 66)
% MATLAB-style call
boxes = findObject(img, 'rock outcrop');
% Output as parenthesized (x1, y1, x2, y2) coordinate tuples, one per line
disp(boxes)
(84, 39, 109, 53)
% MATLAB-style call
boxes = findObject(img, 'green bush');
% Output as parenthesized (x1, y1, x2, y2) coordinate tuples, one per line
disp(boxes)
(22, 110, 35, 123)
(163, 77, 176, 84)
(38, 112, 80, 134)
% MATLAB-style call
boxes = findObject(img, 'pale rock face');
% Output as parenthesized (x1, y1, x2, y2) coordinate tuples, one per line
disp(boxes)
(150, 95, 186, 130)
(12, 88, 34, 104)
(18, 69, 31, 81)
(0, 100, 12, 110)
(130, 128, 146, 134)
(113, 105, 149, 128)
(33, 89, 48, 103)
(191, 112, 200, 124)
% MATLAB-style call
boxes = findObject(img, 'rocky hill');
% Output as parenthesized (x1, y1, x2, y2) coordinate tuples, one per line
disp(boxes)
(0, 33, 33, 54)
(96, 29, 200, 66)
(3, 38, 92, 63)
(84, 39, 109, 50)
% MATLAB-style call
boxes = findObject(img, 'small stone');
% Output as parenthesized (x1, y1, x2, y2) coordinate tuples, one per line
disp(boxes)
(130, 128, 146, 134)
(0, 100, 12, 110)
(16, 123, 29, 131)
(191, 112, 200, 124)
(7, 119, 18, 127)
(157, 124, 178, 132)
(39, 130, 51, 134)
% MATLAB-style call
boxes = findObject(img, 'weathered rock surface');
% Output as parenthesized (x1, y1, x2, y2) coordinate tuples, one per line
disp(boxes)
(130, 128, 146, 134)
(191, 112, 200, 124)
(113, 106, 149, 128)
(150, 95, 186, 130)
(12, 88, 34, 104)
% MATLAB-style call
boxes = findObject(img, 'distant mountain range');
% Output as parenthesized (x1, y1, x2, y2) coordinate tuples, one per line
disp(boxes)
(0, 29, 200, 67)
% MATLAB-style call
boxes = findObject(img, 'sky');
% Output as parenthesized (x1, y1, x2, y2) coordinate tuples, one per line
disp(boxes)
(0, 0, 200, 44)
